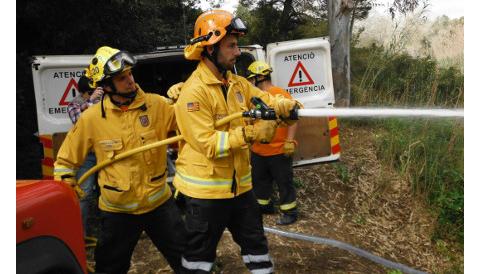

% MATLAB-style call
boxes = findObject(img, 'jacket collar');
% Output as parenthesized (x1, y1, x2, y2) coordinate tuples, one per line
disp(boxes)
(197, 60, 238, 86)
(104, 84, 147, 111)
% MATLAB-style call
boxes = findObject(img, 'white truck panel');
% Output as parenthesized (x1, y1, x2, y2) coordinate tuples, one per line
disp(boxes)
(31, 55, 92, 135)
(239, 45, 266, 62)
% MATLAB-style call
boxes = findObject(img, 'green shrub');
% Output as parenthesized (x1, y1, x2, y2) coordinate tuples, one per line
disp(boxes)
(351, 46, 464, 108)
(373, 118, 463, 242)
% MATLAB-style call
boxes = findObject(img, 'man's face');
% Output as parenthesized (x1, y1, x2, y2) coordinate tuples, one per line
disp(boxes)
(111, 69, 136, 93)
(216, 34, 241, 70)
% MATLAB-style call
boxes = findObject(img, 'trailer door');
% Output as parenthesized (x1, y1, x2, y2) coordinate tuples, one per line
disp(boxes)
(266, 37, 340, 166)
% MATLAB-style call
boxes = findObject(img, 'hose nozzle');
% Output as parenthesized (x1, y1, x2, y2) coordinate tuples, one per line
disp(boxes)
(242, 97, 277, 120)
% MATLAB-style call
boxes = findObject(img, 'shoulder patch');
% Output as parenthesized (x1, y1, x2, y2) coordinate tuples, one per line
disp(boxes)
(139, 115, 150, 127)
(235, 91, 244, 104)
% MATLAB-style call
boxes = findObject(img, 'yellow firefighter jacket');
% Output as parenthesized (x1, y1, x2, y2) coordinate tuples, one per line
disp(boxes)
(54, 86, 176, 214)
(173, 61, 284, 199)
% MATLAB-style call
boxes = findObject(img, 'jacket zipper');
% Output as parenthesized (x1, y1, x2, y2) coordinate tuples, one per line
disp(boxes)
(223, 82, 236, 196)
(231, 170, 237, 196)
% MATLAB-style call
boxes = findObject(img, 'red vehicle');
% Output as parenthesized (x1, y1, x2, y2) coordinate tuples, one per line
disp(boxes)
(16, 180, 87, 274)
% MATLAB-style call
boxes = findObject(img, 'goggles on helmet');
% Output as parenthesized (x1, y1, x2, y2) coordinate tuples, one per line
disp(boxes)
(226, 17, 248, 35)
(104, 51, 137, 77)
(189, 17, 248, 46)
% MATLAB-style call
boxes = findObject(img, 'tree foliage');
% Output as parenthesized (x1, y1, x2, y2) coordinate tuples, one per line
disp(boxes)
(236, 0, 329, 46)
(389, 0, 429, 19)
(17, 0, 201, 55)
(235, 0, 428, 46)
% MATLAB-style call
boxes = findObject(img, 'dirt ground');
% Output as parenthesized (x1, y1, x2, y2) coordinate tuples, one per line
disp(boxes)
(88, 125, 463, 273)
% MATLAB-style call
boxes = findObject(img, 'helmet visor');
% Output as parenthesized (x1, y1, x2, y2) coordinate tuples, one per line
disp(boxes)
(226, 17, 248, 35)
(104, 51, 137, 76)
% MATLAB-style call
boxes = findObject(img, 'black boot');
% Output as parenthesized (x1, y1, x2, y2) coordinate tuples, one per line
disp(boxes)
(277, 209, 297, 225)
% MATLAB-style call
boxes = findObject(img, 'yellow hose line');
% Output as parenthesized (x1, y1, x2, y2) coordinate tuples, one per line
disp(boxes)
(215, 111, 243, 126)
(77, 111, 244, 185)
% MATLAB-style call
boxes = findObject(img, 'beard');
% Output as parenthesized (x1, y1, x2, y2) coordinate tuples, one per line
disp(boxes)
(217, 53, 237, 71)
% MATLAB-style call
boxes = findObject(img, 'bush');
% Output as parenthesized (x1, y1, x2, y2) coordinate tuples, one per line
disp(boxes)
(351, 45, 464, 108)
(374, 119, 464, 242)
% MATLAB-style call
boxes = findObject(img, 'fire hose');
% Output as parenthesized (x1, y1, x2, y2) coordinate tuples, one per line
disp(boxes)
(263, 227, 428, 274)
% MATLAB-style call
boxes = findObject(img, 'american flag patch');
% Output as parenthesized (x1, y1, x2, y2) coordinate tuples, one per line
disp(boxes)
(187, 102, 200, 112)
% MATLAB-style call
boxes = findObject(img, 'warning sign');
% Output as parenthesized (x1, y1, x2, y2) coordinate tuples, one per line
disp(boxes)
(43, 69, 84, 117)
(270, 48, 330, 99)
(34, 56, 93, 135)
(58, 78, 79, 106)
(288, 61, 314, 87)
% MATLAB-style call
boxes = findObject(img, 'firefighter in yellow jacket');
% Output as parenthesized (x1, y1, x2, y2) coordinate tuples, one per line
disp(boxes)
(54, 46, 186, 274)
(174, 10, 302, 273)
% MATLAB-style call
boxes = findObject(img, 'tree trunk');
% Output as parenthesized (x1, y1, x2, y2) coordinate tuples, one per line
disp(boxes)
(328, 0, 354, 107)
(278, 0, 294, 40)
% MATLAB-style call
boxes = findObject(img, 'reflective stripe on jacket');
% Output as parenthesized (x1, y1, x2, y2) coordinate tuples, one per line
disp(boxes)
(173, 61, 281, 199)
(54, 86, 176, 214)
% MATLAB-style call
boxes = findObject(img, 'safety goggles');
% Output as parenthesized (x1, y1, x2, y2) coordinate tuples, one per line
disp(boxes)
(104, 51, 137, 76)
(226, 17, 248, 35)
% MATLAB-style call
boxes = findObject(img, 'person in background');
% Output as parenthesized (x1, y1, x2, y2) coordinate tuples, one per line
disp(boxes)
(67, 74, 103, 237)
(246, 61, 299, 225)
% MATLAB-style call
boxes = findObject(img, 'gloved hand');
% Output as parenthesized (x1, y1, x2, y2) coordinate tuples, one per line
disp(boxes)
(283, 139, 297, 156)
(54, 174, 85, 199)
(167, 82, 184, 102)
(228, 120, 278, 149)
(246, 120, 278, 144)
(228, 126, 248, 149)
(274, 95, 303, 125)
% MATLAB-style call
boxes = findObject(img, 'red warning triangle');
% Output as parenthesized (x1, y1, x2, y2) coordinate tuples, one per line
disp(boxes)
(288, 61, 314, 87)
(59, 78, 79, 106)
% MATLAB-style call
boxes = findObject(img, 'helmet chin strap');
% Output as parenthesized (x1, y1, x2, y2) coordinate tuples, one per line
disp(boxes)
(100, 79, 138, 118)
(204, 44, 228, 76)
(254, 76, 268, 86)
(105, 79, 138, 100)
(111, 90, 138, 99)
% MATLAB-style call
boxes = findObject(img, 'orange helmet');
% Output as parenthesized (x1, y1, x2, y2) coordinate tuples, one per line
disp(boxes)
(185, 9, 248, 60)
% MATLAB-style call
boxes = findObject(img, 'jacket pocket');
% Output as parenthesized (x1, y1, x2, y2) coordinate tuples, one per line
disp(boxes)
(140, 130, 158, 165)
(192, 162, 214, 176)
(97, 138, 131, 192)
(100, 188, 136, 212)
(146, 168, 167, 187)
(98, 138, 123, 159)
(192, 162, 208, 167)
